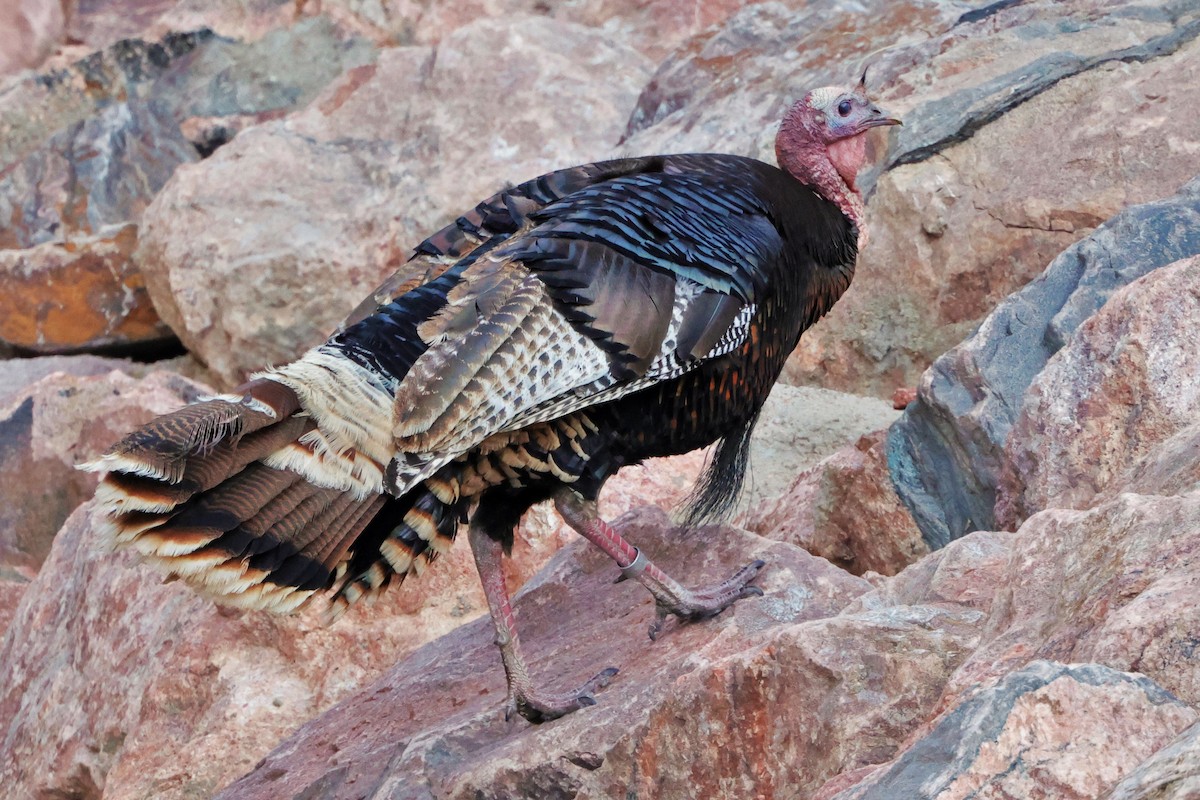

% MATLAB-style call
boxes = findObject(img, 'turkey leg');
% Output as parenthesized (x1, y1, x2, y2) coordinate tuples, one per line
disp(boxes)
(468, 521, 618, 723)
(554, 488, 765, 640)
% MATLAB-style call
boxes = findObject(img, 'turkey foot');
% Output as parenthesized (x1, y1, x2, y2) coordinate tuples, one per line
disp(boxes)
(554, 489, 766, 641)
(643, 559, 766, 640)
(469, 520, 617, 724)
(508, 666, 619, 724)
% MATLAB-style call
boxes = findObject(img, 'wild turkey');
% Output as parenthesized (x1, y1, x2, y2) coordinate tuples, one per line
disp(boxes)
(87, 78, 900, 722)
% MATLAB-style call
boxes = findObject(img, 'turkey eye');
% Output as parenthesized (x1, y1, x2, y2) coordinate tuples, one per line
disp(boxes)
(837, 99, 853, 116)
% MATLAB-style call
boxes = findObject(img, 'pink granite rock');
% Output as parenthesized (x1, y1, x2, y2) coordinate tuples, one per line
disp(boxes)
(746, 430, 928, 576)
(997, 256, 1200, 529)
(819, 661, 1197, 800)
(218, 510, 985, 800)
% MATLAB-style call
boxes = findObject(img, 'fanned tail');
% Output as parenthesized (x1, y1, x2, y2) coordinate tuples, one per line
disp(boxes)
(84, 378, 389, 614)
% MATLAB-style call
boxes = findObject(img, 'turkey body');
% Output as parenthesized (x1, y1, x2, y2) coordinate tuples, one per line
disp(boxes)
(90, 152, 857, 620)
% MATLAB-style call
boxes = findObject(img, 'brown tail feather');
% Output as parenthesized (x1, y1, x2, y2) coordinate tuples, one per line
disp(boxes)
(86, 378, 399, 613)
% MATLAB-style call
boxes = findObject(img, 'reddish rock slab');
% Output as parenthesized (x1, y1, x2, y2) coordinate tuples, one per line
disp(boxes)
(215, 509, 989, 800)
(997, 256, 1200, 529)
(0, 369, 205, 582)
(0, 225, 173, 353)
(746, 430, 928, 576)
(948, 490, 1200, 710)
(1105, 720, 1200, 800)
(819, 661, 1197, 800)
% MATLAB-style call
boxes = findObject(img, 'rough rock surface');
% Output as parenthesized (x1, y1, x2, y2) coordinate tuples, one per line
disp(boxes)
(137, 17, 652, 382)
(218, 509, 986, 800)
(997, 256, 1200, 528)
(0, 0, 64, 76)
(949, 490, 1200, 710)
(0, 369, 204, 582)
(0, 21, 375, 354)
(821, 661, 1197, 800)
(0, 353, 141, 407)
(619, 0, 1200, 397)
(322, 0, 770, 62)
(889, 179, 1200, 548)
(0, 225, 173, 353)
(746, 430, 927, 576)
(1105, 721, 1200, 800)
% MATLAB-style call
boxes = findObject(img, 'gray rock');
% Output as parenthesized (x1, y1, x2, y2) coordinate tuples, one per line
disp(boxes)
(1104, 721, 1200, 800)
(888, 179, 1200, 548)
(0, 99, 198, 249)
(831, 661, 1197, 800)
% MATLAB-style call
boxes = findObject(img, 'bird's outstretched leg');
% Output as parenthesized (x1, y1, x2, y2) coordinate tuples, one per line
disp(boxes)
(468, 520, 618, 723)
(554, 489, 765, 640)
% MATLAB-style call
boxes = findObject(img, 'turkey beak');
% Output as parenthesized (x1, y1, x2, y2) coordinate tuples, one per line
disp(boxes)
(860, 103, 902, 130)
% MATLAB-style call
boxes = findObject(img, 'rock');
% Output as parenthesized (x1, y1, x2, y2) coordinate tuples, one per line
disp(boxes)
(891, 388, 916, 410)
(0, 100, 198, 251)
(0, 488, 565, 800)
(138, 17, 652, 382)
(0, 0, 64, 76)
(0, 225, 173, 353)
(820, 661, 1197, 800)
(788, 1, 1200, 397)
(845, 529, 1012, 616)
(0, 369, 206, 583)
(0, 353, 140, 408)
(1105, 721, 1200, 800)
(1, 21, 374, 172)
(996, 256, 1200, 528)
(740, 386, 900, 512)
(618, 0, 1200, 398)
(320, 0, 768, 62)
(948, 490, 1200, 709)
(745, 430, 928, 576)
(0, 21, 376, 354)
(216, 509, 987, 800)
(0, 31, 213, 174)
(63, 0, 181, 51)
(889, 179, 1200, 549)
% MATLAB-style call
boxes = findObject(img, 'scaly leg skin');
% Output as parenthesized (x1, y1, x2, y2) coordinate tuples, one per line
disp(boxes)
(468, 521, 618, 723)
(554, 489, 766, 640)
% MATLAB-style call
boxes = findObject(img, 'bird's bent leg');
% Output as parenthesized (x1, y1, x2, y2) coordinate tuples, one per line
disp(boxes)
(467, 521, 617, 723)
(553, 489, 765, 640)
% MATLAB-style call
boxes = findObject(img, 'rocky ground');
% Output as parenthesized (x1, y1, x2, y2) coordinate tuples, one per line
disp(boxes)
(1, 0, 1198, 798)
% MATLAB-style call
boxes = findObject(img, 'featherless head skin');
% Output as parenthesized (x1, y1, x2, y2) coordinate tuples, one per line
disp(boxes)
(775, 74, 901, 229)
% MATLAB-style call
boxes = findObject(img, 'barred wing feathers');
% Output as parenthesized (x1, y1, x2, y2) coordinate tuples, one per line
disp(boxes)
(87, 154, 789, 615)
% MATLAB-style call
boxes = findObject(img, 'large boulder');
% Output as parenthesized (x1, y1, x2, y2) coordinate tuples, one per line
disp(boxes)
(216, 509, 985, 800)
(888, 180, 1200, 548)
(620, 0, 1200, 397)
(997, 255, 1200, 528)
(820, 662, 1196, 800)
(136, 16, 653, 383)
(0, 20, 376, 354)
(746, 429, 928, 576)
